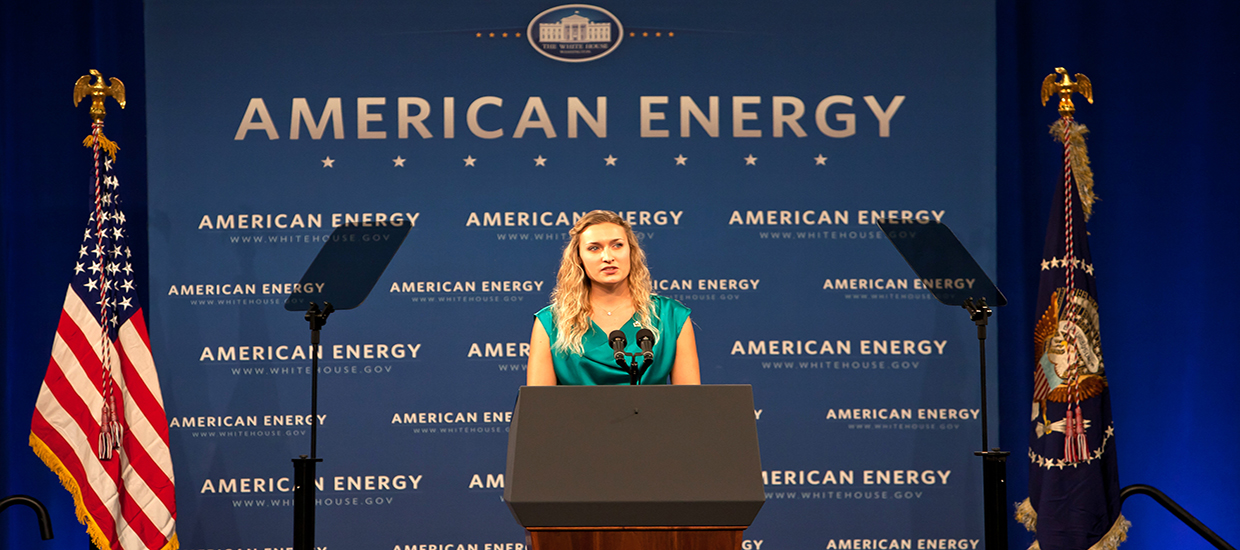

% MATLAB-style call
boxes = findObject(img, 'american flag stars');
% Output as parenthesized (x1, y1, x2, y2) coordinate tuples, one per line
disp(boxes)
(73, 158, 139, 336)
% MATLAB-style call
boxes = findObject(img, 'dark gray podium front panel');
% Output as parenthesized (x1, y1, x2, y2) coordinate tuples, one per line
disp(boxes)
(504, 385, 765, 527)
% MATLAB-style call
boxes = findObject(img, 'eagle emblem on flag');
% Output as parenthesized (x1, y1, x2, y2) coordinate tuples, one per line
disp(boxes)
(1033, 288, 1107, 439)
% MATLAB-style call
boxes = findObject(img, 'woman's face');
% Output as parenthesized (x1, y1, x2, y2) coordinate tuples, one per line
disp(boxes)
(577, 222, 631, 286)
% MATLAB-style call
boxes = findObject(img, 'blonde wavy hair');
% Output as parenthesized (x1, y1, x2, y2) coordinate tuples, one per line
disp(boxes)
(550, 210, 658, 356)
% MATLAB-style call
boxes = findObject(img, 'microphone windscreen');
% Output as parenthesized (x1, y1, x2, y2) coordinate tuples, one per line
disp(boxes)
(608, 329, 628, 363)
(635, 328, 654, 347)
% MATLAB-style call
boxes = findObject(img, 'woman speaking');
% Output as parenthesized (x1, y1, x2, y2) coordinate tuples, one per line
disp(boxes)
(527, 210, 700, 386)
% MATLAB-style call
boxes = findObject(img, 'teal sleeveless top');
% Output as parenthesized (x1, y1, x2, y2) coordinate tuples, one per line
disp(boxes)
(535, 295, 691, 385)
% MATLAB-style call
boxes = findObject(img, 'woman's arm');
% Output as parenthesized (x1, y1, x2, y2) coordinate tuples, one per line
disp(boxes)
(527, 320, 557, 386)
(670, 316, 701, 385)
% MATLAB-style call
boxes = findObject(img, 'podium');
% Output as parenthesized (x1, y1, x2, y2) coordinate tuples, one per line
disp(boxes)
(505, 385, 765, 550)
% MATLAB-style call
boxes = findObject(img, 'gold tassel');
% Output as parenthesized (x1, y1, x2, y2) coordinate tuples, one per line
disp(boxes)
(82, 132, 120, 161)
(1049, 119, 1097, 221)
(1014, 497, 1130, 550)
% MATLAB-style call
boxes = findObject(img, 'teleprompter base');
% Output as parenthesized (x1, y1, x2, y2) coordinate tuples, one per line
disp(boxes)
(525, 526, 745, 550)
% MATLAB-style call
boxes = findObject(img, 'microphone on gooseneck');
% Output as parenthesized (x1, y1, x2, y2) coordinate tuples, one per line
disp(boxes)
(635, 328, 655, 365)
(609, 330, 628, 368)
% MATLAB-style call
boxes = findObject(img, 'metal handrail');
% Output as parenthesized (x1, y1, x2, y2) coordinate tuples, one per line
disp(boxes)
(0, 494, 55, 540)
(1121, 484, 1234, 550)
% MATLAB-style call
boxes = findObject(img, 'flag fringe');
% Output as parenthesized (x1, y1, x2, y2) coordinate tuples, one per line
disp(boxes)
(1015, 497, 1130, 550)
(1090, 515, 1131, 550)
(29, 433, 180, 550)
(29, 433, 114, 550)
(1049, 119, 1097, 221)
(1016, 497, 1038, 532)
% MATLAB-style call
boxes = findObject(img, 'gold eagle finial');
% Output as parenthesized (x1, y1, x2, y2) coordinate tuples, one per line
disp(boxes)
(74, 69, 126, 123)
(1041, 67, 1092, 117)
(73, 70, 126, 158)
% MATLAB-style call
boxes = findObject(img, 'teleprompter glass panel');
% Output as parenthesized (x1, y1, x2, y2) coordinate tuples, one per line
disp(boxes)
(284, 223, 410, 311)
(878, 219, 1006, 307)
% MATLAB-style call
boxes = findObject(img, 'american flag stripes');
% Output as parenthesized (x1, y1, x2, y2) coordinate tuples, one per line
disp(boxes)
(29, 143, 178, 550)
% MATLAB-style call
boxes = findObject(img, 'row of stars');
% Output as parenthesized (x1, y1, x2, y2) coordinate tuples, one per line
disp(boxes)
(81, 224, 131, 258)
(1028, 424, 1114, 470)
(321, 154, 830, 168)
(74, 257, 135, 277)
(84, 225, 126, 243)
(87, 291, 135, 320)
(86, 207, 128, 225)
(79, 275, 136, 301)
(1041, 255, 1095, 275)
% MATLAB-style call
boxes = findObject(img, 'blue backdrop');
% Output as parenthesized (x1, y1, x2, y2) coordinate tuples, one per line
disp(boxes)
(3, 1, 1238, 550)
(144, 1, 994, 548)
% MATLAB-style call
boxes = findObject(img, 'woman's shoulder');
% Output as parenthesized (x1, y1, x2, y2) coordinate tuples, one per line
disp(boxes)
(534, 304, 554, 321)
(534, 304, 557, 337)
(650, 294, 690, 317)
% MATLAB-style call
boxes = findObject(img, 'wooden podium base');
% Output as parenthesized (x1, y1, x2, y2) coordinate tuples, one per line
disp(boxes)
(526, 526, 745, 550)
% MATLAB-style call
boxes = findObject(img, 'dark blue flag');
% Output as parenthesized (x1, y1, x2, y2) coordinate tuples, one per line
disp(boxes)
(1018, 118, 1128, 550)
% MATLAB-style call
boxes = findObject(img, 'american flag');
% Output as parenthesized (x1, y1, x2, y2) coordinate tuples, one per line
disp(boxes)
(29, 146, 178, 550)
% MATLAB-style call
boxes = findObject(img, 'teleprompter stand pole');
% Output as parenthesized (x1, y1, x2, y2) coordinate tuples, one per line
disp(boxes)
(963, 298, 1009, 550)
(293, 302, 333, 550)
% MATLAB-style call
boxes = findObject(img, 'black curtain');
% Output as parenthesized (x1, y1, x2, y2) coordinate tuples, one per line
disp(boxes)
(997, 1, 1240, 548)
(1, 1, 146, 549)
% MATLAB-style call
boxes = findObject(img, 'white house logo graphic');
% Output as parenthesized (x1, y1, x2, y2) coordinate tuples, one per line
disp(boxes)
(528, 4, 624, 62)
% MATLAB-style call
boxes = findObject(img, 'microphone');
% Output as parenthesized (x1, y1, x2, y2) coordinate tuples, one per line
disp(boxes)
(635, 328, 655, 364)
(608, 330, 627, 367)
